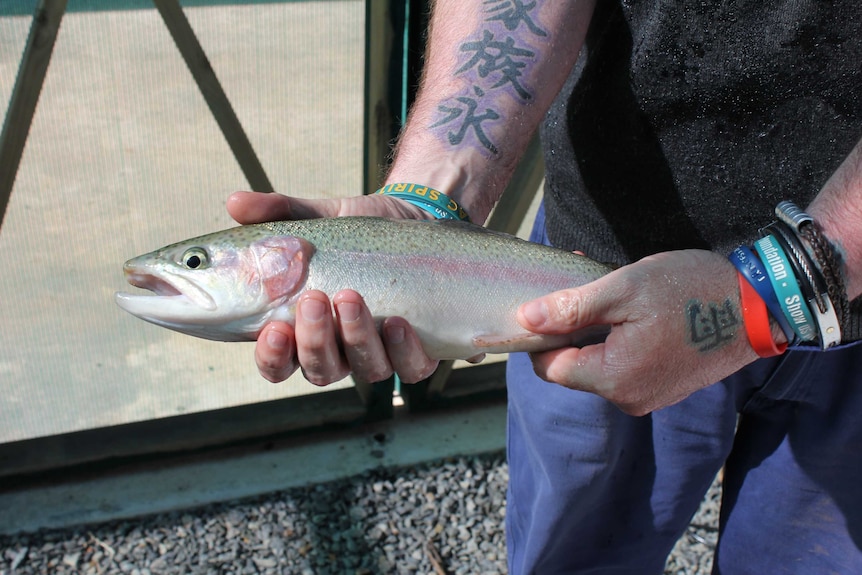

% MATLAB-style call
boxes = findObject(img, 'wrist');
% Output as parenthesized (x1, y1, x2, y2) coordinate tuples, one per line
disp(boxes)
(806, 142, 862, 301)
(384, 134, 511, 224)
(375, 183, 471, 222)
(807, 204, 862, 302)
(730, 200, 850, 349)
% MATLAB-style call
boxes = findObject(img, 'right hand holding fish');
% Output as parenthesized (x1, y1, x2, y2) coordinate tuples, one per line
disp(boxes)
(226, 190, 434, 225)
(226, 191, 440, 384)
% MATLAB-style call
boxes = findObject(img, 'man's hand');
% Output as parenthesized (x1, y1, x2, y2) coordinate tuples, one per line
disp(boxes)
(227, 191, 438, 384)
(226, 190, 434, 224)
(517, 250, 762, 415)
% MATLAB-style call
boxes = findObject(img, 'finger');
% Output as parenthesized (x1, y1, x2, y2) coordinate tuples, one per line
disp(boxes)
(255, 322, 298, 383)
(517, 273, 632, 335)
(226, 191, 340, 224)
(381, 317, 439, 383)
(528, 344, 638, 412)
(530, 344, 603, 389)
(226, 191, 294, 224)
(333, 290, 394, 384)
(529, 337, 667, 416)
(294, 291, 350, 386)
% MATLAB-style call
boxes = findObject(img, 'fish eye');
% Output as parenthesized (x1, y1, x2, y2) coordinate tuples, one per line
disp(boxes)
(181, 247, 209, 270)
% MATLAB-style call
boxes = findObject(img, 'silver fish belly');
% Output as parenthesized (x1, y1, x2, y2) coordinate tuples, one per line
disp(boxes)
(115, 217, 611, 359)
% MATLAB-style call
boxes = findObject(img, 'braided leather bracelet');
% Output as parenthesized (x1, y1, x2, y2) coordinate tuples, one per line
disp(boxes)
(776, 201, 851, 338)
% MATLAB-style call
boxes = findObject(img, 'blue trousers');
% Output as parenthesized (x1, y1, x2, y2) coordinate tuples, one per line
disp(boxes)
(506, 205, 862, 574)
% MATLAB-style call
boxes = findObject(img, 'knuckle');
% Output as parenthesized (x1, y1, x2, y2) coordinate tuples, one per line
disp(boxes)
(258, 363, 295, 383)
(398, 360, 439, 384)
(256, 353, 295, 384)
(344, 345, 392, 383)
(355, 362, 394, 385)
(416, 361, 440, 380)
(301, 368, 345, 387)
(611, 271, 640, 301)
(340, 327, 373, 348)
(603, 380, 656, 417)
(528, 353, 550, 381)
(552, 292, 584, 325)
(615, 400, 652, 417)
(299, 354, 349, 386)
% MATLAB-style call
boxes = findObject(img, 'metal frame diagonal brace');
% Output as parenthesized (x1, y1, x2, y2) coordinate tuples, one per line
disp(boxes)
(0, 0, 68, 231)
(152, 0, 274, 194)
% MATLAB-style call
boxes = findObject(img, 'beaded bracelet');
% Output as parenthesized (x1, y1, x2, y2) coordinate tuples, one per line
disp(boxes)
(753, 234, 818, 342)
(736, 271, 788, 357)
(728, 245, 796, 343)
(375, 183, 470, 222)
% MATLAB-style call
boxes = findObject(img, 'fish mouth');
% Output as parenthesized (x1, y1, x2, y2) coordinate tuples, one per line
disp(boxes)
(126, 271, 183, 297)
(115, 264, 216, 317)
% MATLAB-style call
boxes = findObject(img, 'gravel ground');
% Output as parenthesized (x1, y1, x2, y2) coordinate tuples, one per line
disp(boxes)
(0, 452, 719, 574)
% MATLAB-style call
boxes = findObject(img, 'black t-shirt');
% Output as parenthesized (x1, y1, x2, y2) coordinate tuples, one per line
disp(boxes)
(541, 0, 862, 340)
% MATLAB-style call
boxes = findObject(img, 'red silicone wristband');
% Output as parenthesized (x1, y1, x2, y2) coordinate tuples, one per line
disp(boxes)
(738, 272, 788, 358)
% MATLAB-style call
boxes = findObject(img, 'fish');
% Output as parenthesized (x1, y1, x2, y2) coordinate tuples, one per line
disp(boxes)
(115, 217, 611, 360)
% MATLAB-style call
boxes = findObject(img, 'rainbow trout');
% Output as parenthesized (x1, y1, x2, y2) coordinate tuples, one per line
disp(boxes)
(115, 217, 611, 359)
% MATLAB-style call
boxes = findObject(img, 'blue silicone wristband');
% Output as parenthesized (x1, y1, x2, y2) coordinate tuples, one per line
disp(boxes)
(753, 235, 817, 342)
(728, 245, 797, 343)
(375, 183, 470, 222)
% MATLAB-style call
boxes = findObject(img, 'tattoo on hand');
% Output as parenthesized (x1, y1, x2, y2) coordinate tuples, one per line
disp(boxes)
(430, 0, 548, 155)
(687, 299, 739, 352)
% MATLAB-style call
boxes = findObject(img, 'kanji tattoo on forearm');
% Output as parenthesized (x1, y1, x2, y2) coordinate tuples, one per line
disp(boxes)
(430, 0, 547, 155)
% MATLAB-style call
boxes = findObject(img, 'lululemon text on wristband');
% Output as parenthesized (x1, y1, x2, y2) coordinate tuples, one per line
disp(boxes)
(375, 183, 470, 222)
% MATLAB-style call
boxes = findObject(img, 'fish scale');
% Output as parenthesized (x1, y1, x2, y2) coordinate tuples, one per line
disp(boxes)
(116, 217, 611, 359)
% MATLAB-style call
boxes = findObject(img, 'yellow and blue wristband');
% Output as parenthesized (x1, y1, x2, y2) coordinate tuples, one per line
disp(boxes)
(376, 183, 470, 222)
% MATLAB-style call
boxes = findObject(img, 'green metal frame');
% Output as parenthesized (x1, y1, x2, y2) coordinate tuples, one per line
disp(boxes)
(0, 0, 68, 229)
(0, 0, 542, 483)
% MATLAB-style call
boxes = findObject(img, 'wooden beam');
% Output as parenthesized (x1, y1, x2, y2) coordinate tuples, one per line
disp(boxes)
(0, 0, 68, 231)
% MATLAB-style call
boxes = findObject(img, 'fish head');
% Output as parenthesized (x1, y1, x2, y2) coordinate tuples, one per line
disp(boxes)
(115, 225, 314, 341)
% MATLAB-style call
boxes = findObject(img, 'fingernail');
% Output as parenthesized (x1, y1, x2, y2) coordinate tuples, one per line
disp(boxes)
(384, 324, 405, 345)
(521, 301, 548, 328)
(266, 328, 288, 350)
(300, 298, 327, 322)
(337, 302, 360, 323)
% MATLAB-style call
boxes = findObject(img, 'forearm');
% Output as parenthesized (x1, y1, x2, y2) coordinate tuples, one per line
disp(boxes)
(807, 137, 862, 301)
(385, 0, 596, 223)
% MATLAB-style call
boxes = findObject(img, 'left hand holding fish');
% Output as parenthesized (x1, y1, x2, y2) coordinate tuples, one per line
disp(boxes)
(517, 249, 779, 415)
(259, 288, 438, 386)
(227, 191, 439, 385)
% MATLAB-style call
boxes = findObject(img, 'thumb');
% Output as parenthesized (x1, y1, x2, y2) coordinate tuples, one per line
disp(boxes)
(517, 274, 630, 335)
(227, 191, 340, 224)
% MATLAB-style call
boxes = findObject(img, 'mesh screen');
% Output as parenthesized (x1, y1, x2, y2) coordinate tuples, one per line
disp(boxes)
(0, 0, 364, 442)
